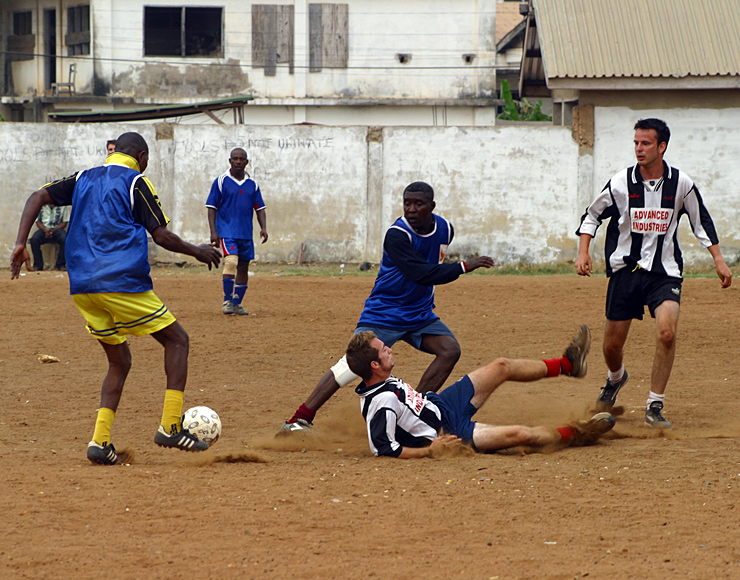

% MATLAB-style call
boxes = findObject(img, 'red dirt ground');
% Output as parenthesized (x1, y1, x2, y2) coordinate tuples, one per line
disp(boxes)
(3, 270, 740, 580)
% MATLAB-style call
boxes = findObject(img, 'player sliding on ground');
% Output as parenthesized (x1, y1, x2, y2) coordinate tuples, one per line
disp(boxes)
(280, 181, 494, 433)
(345, 325, 615, 458)
(10, 132, 221, 465)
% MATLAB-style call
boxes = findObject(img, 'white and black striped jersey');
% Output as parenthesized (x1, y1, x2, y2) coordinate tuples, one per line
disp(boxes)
(355, 376, 442, 457)
(577, 162, 720, 278)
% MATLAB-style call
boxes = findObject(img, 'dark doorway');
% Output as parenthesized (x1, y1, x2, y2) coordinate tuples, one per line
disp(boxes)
(44, 9, 56, 89)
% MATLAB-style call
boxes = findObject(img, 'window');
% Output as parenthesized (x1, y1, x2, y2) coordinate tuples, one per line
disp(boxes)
(144, 7, 223, 57)
(9, 11, 34, 61)
(252, 5, 294, 76)
(66, 5, 90, 55)
(308, 3, 348, 72)
(14, 11, 32, 35)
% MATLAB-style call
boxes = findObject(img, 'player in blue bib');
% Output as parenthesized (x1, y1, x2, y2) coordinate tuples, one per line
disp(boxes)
(281, 181, 495, 433)
(206, 148, 268, 316)
(11, 132, 221, 465)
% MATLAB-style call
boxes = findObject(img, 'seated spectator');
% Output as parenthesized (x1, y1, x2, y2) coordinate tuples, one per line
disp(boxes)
(29, 203, 71, 271)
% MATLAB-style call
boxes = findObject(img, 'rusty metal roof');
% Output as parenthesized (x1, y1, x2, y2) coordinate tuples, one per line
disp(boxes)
(532, 0, 740, 79)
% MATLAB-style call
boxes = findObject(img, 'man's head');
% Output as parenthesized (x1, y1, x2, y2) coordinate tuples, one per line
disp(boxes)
(115, 132, 149, 172)
(106, 140, 116, 154)
(346, 331, 394, 382)
(403, 181, 436, 233)
(229, 148, 248, 178)
(633, 118, 669, 169)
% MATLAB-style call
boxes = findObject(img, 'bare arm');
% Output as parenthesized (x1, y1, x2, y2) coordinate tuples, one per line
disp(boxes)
(207, 207, 219, 246)
(575, 233, 593, 277)
(11, 189, 54, 279)
(150, 225, 221, 270)
(707, 244, 733, 288)
(396, 435, 462, 459)
(256, 208, 268, 243)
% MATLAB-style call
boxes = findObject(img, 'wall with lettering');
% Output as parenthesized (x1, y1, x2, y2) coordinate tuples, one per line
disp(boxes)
(2, 121, 738, 266)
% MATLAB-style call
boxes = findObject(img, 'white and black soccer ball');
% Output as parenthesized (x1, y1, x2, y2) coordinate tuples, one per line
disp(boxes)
(182, 406, 222, 447)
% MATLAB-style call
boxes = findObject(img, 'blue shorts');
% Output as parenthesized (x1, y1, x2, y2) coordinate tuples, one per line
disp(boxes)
(221, 238, 254, 261)
(355, 318, 456, 351)
(426, 375, 477, 443)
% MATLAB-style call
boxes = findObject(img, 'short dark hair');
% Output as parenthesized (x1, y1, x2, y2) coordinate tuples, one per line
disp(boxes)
(106, 139, 116, 148)
(230, 147, 247, 160)
(403, 181, 434, 201)
(346, 331, 380, 381)
(634, 118, 670, 147)
(115, 132, 148, 157)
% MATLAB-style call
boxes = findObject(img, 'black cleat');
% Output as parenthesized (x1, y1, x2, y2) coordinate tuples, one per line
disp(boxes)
(154, 426, 209, 451)
(596, 370, 630, 411)
(87, 441, 120, 465)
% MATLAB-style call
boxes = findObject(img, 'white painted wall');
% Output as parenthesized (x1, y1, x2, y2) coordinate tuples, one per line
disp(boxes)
(2, 119, 738, 266)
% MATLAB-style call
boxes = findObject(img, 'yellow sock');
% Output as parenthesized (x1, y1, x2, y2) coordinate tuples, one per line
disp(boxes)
(92, 408, 116, 446)
(161, 389, 184, 435)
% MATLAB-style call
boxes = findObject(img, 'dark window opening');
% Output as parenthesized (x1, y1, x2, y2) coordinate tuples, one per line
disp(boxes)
(144, 6, 223, 57)
(66, 5, 90, 55)
(14, 11, 33, 35)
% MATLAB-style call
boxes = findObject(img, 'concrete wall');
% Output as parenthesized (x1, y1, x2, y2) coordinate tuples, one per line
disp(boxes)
(2, 118, 739, 266)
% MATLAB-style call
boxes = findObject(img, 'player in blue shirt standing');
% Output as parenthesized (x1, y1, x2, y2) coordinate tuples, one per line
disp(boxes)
(281, 181, 495, 433)
(206, 148, 268, 315)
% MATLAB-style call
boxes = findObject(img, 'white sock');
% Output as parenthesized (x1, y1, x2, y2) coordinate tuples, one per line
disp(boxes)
(608, 365, 625, 383)
(646, 391, 664, 410)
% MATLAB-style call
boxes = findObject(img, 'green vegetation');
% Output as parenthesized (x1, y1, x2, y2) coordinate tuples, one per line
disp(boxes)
(497, 80, 552, 123)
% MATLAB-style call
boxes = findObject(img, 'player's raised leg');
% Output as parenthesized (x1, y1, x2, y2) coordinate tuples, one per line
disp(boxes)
(417, 334, 461, 393)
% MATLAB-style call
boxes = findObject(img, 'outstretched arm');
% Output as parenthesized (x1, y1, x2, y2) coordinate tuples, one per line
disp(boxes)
(150, 226, 221, 270)
(384, 228, 493, 286)
(11, 189, 53, 279)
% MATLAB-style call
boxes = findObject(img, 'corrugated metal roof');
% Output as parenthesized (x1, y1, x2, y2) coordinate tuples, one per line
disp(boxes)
(533, 0, 740, 79)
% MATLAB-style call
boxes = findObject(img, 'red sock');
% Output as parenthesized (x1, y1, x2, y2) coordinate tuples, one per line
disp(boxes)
(557, 426, 576, 441)
(289, 403, 316, 424)
(543, 357, 571, 377)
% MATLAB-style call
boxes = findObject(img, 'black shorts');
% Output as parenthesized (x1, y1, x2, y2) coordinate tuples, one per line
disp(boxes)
(605, 266, 682, 321)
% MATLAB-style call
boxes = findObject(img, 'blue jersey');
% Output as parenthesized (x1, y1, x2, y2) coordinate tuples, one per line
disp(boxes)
(45, 153, 169, 295)
(205, 171, 265, 240)
(358, 215, 462, 330)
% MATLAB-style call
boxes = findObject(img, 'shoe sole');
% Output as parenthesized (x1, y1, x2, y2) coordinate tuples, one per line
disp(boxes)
(567, 325, 591, 378)
(644, 418, 672, 429)
(588, 412, 616, 435)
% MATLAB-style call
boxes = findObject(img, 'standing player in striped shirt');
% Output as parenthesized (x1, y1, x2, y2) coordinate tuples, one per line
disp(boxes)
(576, 118, 732, 428)
(346, 326, 615, 458)
(206, 148, 268, 316)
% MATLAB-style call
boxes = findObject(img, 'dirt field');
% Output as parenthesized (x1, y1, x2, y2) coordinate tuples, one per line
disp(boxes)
(3, 268, 740, 580)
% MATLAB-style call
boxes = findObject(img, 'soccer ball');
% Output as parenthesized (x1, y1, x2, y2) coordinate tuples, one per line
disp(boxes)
(182, 406, 222, 447)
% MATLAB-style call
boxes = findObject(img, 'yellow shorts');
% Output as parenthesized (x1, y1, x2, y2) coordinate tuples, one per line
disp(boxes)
(72, 291, 176, 345)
